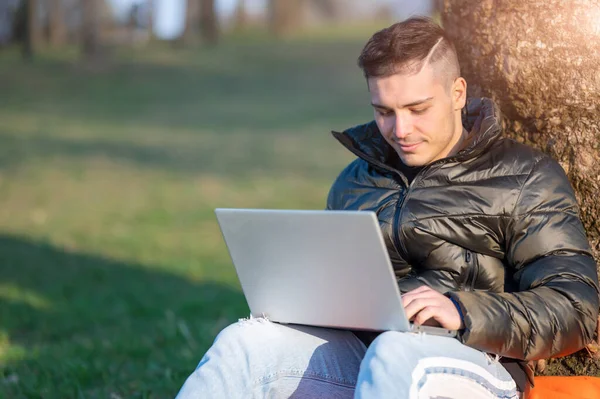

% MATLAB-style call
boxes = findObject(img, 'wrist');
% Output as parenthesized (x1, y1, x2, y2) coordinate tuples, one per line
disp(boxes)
(448, 295, 465, 330)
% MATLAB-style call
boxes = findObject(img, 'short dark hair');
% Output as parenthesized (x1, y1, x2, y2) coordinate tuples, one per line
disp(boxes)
(358, 17, 460, 86)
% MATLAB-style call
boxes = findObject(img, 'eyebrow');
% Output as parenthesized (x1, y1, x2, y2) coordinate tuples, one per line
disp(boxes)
(371, 97, 434, 110)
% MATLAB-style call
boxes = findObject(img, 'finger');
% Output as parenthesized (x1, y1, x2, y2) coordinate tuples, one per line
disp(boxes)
(414, 303, 463, 330)
(403, 285, 433, 297)
(402, 288, 442, 308)
(404, 297, 440, 320)
(401, 285, 435, 303)
(402, 292, 433, 309)
(413, 306, 445, 326)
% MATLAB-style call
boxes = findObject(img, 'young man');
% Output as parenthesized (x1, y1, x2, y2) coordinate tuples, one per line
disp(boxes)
(176, 17, 599, 398)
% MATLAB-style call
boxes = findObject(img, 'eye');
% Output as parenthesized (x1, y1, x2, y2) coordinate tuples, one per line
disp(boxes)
(411, 108, 429, 115)
(375, 109, 392, 116)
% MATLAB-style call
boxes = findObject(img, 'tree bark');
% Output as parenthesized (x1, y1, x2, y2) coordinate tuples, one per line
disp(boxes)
(268, 0, 303, 37)
(49, 0, 66, 46)
(442, 0, 600, 264)
(82, 0, 100, 61)
(442, 0, 600, 376)
(200, 0, 218, 45)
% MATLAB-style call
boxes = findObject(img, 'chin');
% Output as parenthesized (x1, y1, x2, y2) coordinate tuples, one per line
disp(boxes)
(399, 154, 428, 167)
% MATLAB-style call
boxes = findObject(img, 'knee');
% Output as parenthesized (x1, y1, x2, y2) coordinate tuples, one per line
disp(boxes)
(355, 332, 420, 398)
(178, 319, 276, 397)
(211, 317, 274, 353)
(363, 332, 422, 369)
(189, 317, 275, 373)
(216, 317, 270, 339)
(370, 331, 409, 348)
(368, 331, 413, 356)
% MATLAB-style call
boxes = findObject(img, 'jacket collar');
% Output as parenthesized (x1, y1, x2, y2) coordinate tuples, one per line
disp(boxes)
(331, 97, 503, 171)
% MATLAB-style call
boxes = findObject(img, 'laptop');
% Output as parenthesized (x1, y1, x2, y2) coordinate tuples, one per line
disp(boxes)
(214, 208, 456, 338)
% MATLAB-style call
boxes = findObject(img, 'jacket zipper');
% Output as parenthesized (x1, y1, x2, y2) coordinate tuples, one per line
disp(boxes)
(392, 166, 437, 261)
(391, 159, 447, 260)
(393, 193, 406, 258)
(393, 183, 413, 259)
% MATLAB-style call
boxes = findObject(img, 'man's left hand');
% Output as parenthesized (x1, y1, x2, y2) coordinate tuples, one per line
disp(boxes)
(402, 286, 464, 331)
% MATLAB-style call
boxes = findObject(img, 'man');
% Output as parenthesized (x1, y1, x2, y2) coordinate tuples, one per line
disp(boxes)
(177, 17, 599, 398)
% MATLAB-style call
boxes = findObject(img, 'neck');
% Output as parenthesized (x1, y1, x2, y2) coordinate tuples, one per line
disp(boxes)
(445, 125, 468, 158)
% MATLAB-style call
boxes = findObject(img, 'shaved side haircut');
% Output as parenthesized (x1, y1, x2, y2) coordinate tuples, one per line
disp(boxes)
(358, 17, 461, 91)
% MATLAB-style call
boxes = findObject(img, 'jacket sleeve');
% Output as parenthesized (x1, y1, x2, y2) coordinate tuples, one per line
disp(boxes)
(448, 156, 599, 361)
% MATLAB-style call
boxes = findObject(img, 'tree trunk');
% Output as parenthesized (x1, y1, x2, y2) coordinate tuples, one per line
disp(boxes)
(442, 0, 600, 374)
(49, 0, 66, 46)
(24, 0, 41, 58)
(147, 0, 154, 38)
(234, 0, 247, 31)
(308, 0, 342, 20)
(200, 0, 218, 45)
(82, 0, 100, 61)
(268, 0, 303, 37)
(184, 0, 199, 42)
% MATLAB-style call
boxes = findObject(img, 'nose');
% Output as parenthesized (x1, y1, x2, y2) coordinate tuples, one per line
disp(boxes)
(393, 113, 413, 140)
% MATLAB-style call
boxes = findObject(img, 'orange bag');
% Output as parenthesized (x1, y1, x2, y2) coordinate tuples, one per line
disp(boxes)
(529, 376, 600, 399)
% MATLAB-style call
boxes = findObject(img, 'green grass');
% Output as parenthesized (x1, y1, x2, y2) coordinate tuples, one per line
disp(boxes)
(0, 34, 374, 397)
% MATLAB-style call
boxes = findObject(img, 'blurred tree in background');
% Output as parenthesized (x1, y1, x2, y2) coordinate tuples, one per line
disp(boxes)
(82, 0, 100, 61)
(268, 0, 302, 37)
(267, 0, 398, 37)
(49, 0, 66, 46)
(183, 0, 199, 42)
(1, 0, 406, 56)
(200, 0, 217, 44)
(184, 0, 217, 44)
(25, 0, 41, 57)
(233, 0, 246, 31)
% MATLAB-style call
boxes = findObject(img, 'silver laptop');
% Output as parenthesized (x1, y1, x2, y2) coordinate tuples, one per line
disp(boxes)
(215, 208, 456, 337)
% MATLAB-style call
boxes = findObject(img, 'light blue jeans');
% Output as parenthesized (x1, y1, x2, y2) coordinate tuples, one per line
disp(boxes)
(176, 318, 519, 398)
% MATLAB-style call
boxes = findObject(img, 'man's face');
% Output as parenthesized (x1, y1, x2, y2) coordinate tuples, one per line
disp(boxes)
(368, 65, 466, 167)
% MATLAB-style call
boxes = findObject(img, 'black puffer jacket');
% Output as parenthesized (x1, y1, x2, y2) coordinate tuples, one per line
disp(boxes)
(327, 98, 599, 364)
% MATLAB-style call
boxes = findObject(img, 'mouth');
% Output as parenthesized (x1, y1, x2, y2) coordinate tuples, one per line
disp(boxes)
(398, 142, 423, 152)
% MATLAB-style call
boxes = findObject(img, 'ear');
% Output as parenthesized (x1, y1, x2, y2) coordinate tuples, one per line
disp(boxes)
(452, 77, 467, 110)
